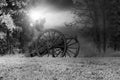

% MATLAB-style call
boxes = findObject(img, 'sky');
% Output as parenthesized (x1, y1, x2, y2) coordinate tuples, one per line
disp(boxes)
(28, 0, 75, 29)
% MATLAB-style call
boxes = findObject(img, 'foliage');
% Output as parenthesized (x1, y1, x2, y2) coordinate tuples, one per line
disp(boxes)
(0, 22, 21, 55)
(72, 0, 120, 52)
(106, 0, 120, 50)
(0, 38, 7, 55)
(0, 0, 29, 55)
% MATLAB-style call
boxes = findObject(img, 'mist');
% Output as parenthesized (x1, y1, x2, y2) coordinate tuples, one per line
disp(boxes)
(28, 0, 73, 10)
(27, 0, 75, 29)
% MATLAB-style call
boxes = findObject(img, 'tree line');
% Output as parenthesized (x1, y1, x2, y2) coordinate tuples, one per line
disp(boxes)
(72, 0, 120, 53)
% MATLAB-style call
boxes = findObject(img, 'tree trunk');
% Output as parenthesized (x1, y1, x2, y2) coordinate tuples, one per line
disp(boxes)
(102, 0, 106, 52)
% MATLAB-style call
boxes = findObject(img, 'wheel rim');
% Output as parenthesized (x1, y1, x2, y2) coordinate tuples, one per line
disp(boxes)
(37, 29, 66, 57)
(66, 38, 80, 57)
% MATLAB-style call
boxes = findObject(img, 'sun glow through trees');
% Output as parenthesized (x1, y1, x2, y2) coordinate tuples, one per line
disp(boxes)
(28, 7, 74, 29)
(28, 8, 46, 22)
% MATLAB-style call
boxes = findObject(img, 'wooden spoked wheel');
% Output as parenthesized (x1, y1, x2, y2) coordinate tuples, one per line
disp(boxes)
(65, 37, 80, 57)
(36, 29, 66, 57)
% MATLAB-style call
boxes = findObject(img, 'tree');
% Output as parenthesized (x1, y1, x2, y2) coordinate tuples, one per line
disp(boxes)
(72, 0, 114, 53)
(106, 0, 120, 51)
(0, 0, 29, 54)
(72, 0, 120, 53)
(72, 0, 102, 52)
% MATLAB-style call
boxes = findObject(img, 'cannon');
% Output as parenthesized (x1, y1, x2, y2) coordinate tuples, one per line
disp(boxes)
(28, 28, 80, 57)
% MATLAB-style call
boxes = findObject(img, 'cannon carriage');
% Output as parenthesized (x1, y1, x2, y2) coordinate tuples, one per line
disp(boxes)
(28, 28, 80, 57)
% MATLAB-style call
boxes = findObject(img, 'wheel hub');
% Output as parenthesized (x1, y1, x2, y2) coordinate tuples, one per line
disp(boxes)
(47, 42, 53, 49)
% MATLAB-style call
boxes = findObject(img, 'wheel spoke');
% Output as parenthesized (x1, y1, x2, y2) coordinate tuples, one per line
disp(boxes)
(67, 49, 76, 55)
(52, 49, 55, 57)
(68, 42, 77, 46)
(39, 39, 46, 43)
(58, 50, 63, 56)
(48, 32, 52, 40)
(66, 52, 71, 57)
(57, 52, 62, 56)
(51, 32, 55, 42)
(53, 31, 56, 37)
(55, 45, 64, 48)
(53, 36, 61, 45)
(38, 49, 48, 57)
(68, 46, 78, 49)
(51, 32, 56, 42)
(47, 48, 51, 57)
(42, 34, 48, 40)
(55, 52, 60, 57)
(67, 39, 72, 44)
(53, 48, 63, 57)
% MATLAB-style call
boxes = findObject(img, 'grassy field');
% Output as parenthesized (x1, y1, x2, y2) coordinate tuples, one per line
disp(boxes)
(0, 55, 120, 80)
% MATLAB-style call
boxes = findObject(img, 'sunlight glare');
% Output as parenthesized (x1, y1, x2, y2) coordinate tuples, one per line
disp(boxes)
(28, 9, 45, 22)
(27, 7, 74, 28)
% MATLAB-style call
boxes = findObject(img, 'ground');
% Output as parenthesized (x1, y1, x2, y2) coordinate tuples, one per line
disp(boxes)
(0, 55, 120, 80)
